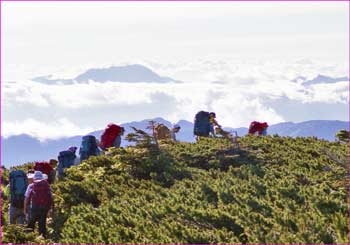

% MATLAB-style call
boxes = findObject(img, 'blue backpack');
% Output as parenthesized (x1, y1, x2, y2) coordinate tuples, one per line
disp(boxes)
(194, 111, 211, 136)
(9, 170, 28, 208)
(58, 150, 76, 176)
(79, 135, 99, 161)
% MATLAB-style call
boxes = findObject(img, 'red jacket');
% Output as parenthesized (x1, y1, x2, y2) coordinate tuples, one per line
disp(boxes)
(248, 121, 268, 135)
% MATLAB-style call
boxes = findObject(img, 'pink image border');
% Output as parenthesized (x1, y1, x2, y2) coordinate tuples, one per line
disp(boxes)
(0, 0, 349, 244)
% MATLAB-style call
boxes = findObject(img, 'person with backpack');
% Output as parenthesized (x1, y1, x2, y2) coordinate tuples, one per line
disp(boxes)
(248, 121, 269, 136)
(194, 111, 220, 139)
(33, 161, 54, 184)
(209, 112, 221, 136)
(67, 146, 81, 165)
(24, 171, 53, 238)
(170, 124, 181, 141)
(79, 135, 101, 160)
(58, 147, 77, 177)
(194, 111, 210, 138)
(154, 123, 171, 141)
(8, 169, 28, 225)
(112, 127, 125, 148)
(48, 159, 58, 183)
(100, 124, 125, 150)
(27, 171, 34, 184)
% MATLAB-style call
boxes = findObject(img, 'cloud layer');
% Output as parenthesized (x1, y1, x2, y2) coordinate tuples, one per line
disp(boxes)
(2, 118, 94, 141)
(2, 58, 348, 140)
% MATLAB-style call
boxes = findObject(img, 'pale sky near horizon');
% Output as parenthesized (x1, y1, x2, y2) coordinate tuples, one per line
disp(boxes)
(2, 1, 349, 140)
(3, 1, 349, 73)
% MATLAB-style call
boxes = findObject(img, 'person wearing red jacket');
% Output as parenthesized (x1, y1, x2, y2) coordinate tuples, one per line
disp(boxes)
(248, 121, 269, 136)
(24, 171, 54, 238)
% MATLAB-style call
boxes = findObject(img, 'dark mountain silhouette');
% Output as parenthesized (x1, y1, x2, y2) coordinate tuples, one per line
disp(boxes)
(2, 119, 348, 167)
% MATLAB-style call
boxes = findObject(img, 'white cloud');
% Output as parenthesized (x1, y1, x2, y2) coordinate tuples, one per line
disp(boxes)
(307, 81, 349, 103)
(2, 118, 95, 141)
(2, 58, 348, 139)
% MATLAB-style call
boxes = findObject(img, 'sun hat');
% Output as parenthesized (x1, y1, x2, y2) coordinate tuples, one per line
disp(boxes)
(27, 173, 35, 179)
(33, 171, 48, 181)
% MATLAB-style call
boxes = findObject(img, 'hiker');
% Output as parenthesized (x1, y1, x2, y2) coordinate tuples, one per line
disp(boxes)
(248, 121, 269, 136)
(194, 111, 219, 138)
(79, 135, 100, 161)
(27, 171, 34, 184)
(24, 171, 53, 238)
(209, 112, 221, 136)
(154, 123, 171, 141)
(25, 171, 34, 223)
(194, 111, 211, 138)
(68, 146, 81, 165)
(33, 161, 55, 184)
(100, 124, 125, 150)
(170, 124, 181, 141)
(58, 147, 77, 177)
(8, 169, 28, 225)
(48, 159, 58, 183)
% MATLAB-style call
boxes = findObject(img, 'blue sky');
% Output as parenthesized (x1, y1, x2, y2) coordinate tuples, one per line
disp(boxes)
(2, 1, 349, 140)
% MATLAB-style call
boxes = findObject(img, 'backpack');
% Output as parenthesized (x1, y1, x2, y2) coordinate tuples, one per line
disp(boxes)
(9, 170, 28, 208)
(100, 124, 121, 149)
(154, 124, 171, 140)
(58, 150, 76, 176)
(34, 161, 53, 176)
(79, 135, 99, 161)
(30, 180, 53, 209)
(194, 111, 211, 136)
(248, 121, 259, 134)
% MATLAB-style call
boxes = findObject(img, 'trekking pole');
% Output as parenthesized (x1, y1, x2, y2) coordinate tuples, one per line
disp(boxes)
(235, 131, 240, 149)
(231, 131, 240, 149)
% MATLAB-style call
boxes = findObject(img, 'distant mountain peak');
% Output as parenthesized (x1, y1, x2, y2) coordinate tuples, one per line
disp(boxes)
(32, 64, 180, 84)
(303, 74, 348, 86)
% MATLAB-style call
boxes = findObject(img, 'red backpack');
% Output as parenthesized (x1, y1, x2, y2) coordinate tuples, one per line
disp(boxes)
(248, 121, 259, 134)
(34, 162, 53, 176)
(30, 180, 53, 208)
(100, 123, 122, 149)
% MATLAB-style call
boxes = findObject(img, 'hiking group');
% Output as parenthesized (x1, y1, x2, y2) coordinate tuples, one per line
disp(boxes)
(193, 111, 268, 138)
(8, 112, 268, 237)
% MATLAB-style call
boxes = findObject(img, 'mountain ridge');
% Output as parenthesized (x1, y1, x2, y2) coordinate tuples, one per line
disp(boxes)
(2, 119, 348, 167)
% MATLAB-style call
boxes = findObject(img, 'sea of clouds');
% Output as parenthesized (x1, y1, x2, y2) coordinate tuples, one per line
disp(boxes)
(2, 57, 348, 140)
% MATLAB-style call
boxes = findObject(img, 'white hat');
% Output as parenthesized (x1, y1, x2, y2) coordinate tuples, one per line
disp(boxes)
(33, 171, 48, 181)
(27, 173, 34, 179)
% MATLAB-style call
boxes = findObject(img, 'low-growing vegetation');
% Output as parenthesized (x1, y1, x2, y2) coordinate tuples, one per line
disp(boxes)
(1, 134, 348, 244)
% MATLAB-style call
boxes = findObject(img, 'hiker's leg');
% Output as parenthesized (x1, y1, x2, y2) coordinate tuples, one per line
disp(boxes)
(26, 206, 31, 224)
(38, 208, 49, 237)
(27, 208, 39, 231)
(113, 135, 121, 148)
(15, 207, 25, 225)
(9, 205, 15, 224)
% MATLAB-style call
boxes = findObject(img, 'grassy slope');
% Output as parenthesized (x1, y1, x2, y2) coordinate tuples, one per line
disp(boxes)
(1, 135, 348, 244)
